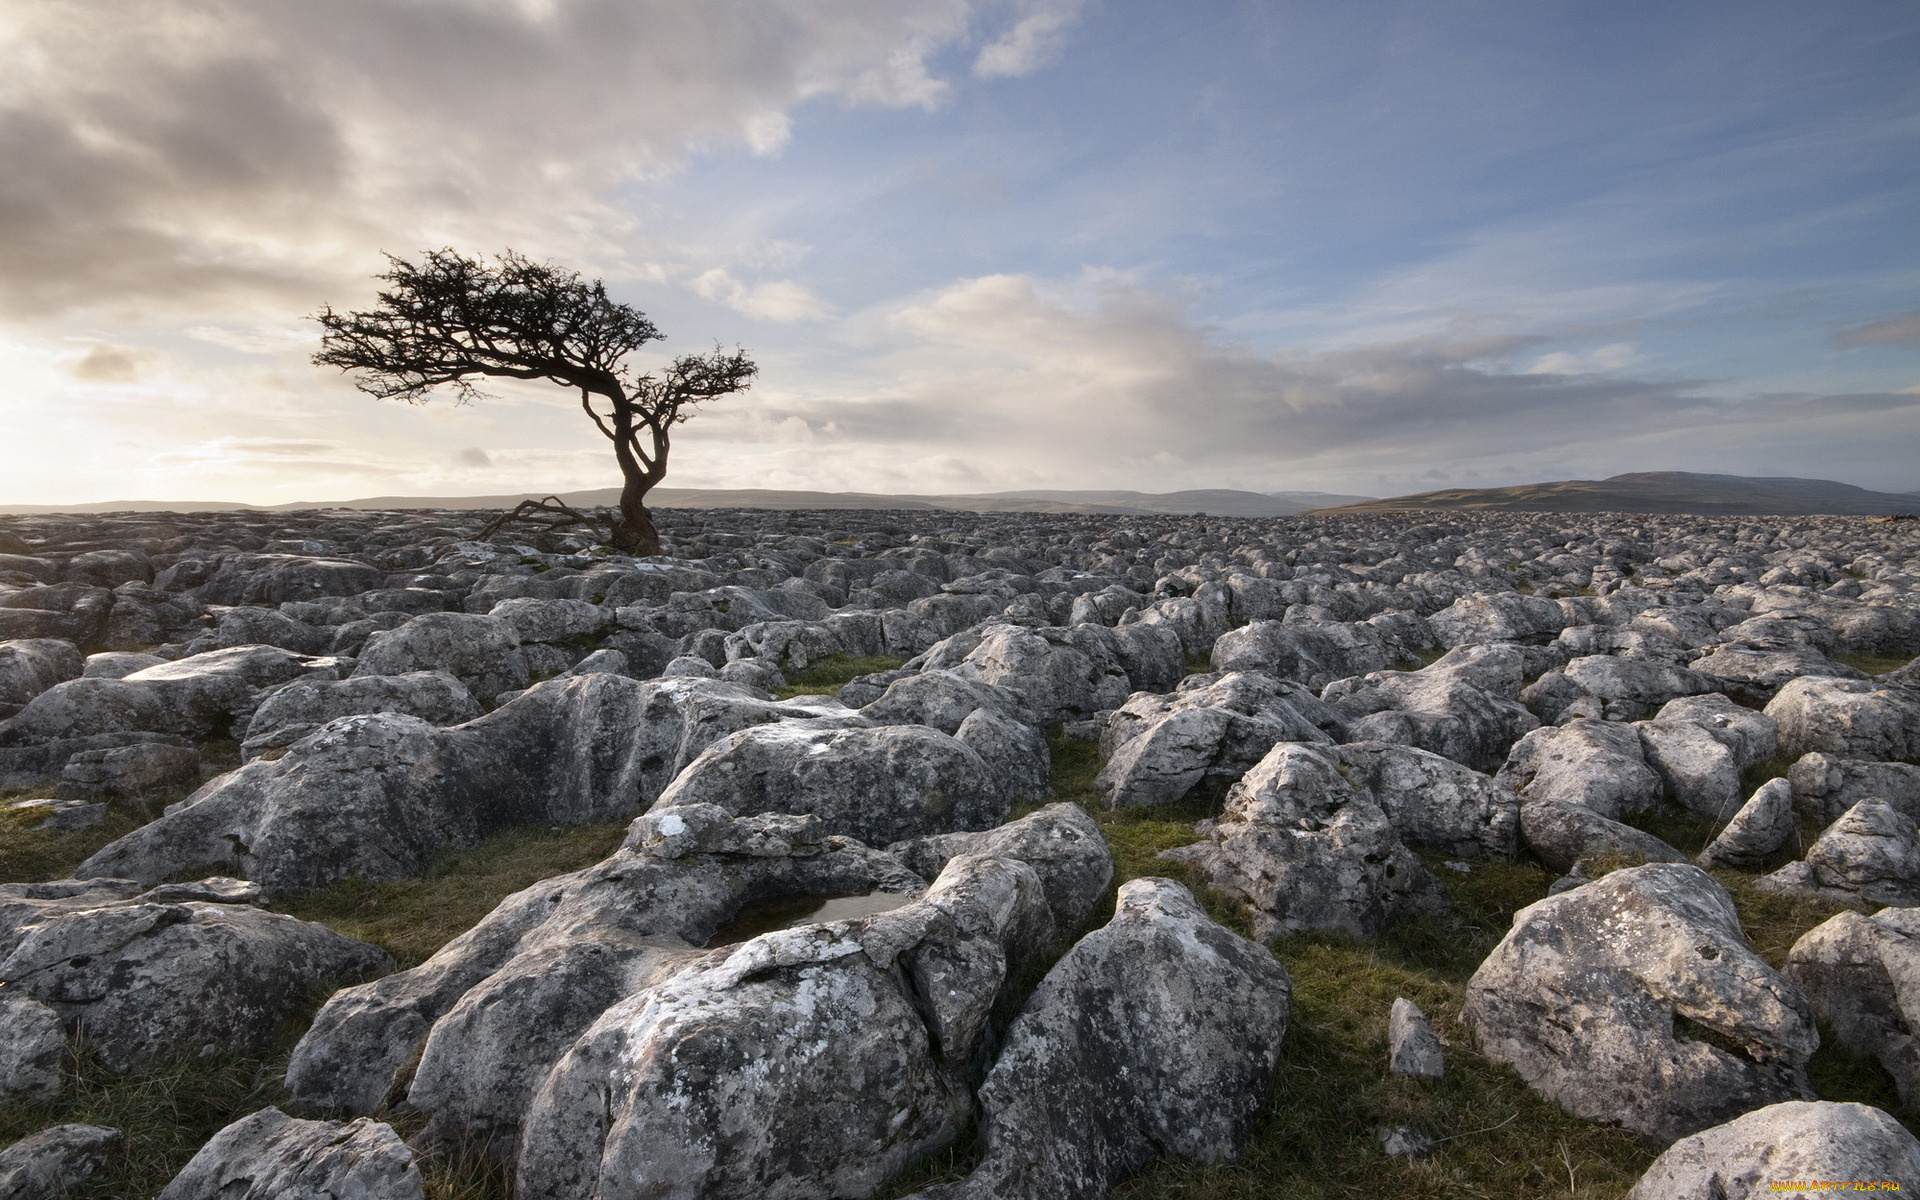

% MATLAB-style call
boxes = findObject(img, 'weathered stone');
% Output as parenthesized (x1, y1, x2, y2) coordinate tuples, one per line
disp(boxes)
(1637, 718, 1744, 819)
(1653, 693, 1779, 771)
(0, 639, 82, 710)
(954, 707, 1051, 805)
(1162, 742, 1449, 940)
(240, 669, 481, 760)
(904, 879, 1290, 1200)
(1497, 718, 1665, 820)
(1561, 654, 1713, 721)
(1757, 800, 1920, 907)
(1464, 863, 1816, 1144)
(1697, 778, 1799, 869)
(1095, 672, 1339, 809)
(1388, 997, 1444, 1081)
(0, 1124, 123, 1199)
(1786, 908, 1920, 1108)
(0, 882, 388, 1072)
(1626, 1101, 1920, 1199)
(0, 994, 65, 1104)
(55, 741, 200, 800)
(1519, 798, 1688, 874)
(352, 612, 529, 704)
(1789, 752, 1920, 824)
(1767, 676, 1920, 762)
(157, 1108, 421, 1200)
(1332, 741, 1519, 859)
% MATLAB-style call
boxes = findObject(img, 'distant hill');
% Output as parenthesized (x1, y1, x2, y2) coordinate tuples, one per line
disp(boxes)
(0, 486, 1375, 518)
(1314, 472, 1920, 516)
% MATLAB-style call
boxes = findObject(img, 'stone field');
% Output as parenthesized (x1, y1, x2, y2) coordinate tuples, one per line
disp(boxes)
(0, 504, 1918, 1198)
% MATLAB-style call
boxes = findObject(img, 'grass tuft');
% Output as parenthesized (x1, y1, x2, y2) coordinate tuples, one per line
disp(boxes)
(774, 653, 908, 699)
(275, 820, 628, 967)
(1832, 651, 1917, 677)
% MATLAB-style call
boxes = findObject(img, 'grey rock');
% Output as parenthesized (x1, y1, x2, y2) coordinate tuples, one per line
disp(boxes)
(80, 651, 165, 679)
(1626, 1101, 1920, 1199)
(513, 853, 1057, 1199)
(0, 640, 82, 709)
(1497, 718, 1665, 820)
(954, 707, 1051, 805)
(1209, 617, 1412, 692)
(1324, 655, 1539, 772)
(659, 653, 718, 678)
(351, 612, 529, 705)
(1786, 908, 1920, 1109)
(0, 1124, 123, 1200)
(1653, 693, 1779, 771)
(192, 554, 385, 607)
(861, 669, 1027, 734)
(1333, 740, 1519, 859)
(240, 669, 482, 760)
(1518, 798, 1689, 874)
(1695, 643, 1869, 703)
(1561, 654, 1713, 721)
(55, 741, 199, 800)
(1464, 863, 1816, 1144)
(486, 596, 610, 644)
(79, 674, 785, 894)
(651, 721, 1007, 848)
(1428, 591, 1571, 646)
(1377, 1125, 1435, 1159)
(1637, 718, 1744, 819)
(1095, 672, 1338, 809)
(157, 1108, 421, 1200)
(1757, 800, 1920, 906)
(6, 798, 105, 832)
(1162, 742, 1450, 939)
(904, 879, 1290, 1200)
(208, 605, 330, 655)
(1697, 778, 1799, 869)
(1768, 676, 1920, 762)
(1388, 996, 1444, 1081)
(715, 656, 785, 691)
(0, 882, 388, 1072)
(0, 994, 66, 1104)
(1789, 752, 1920, 824)
(889, 802, 1114, 934)
(0, 645, 346, 746)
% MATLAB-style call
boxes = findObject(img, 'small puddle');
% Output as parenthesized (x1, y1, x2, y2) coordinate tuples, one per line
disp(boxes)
(705, 891, 914, 949)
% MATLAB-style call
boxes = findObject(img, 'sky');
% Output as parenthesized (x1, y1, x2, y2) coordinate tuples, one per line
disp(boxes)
(2, 0, 1917, 505)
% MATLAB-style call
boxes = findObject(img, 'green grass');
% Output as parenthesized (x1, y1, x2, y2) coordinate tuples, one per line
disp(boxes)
(773, 653, 908, 699)
(275, 820, 629, 967)
(0, 797, 174, 884)
(1832, 651, 1917, 677)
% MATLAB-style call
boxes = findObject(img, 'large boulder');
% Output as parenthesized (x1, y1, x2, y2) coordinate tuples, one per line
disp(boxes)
(192, 554, 385, 606)
(650, 721, 1007, 848)
(920, 623, 1132, 725)
(1208, 617, 1410, 690)
(0, 878, 388, 1072)
(1162, 742, 1449, 939)
(1636, 717, 1744, 820)
(512, 853, 1060, 1199)
(1332, 741, 1520, 859)
(1464, 863, 1816, 1144)
(1496, 718, 1665, 820)
(1768, 676, 1920, 762)
(1323, 654, 1539, 772)
(1757, 800, 1920, 907)
(1789, 752, 1920, 824)
(1428, 591, 1572, 646)
(0, 639, 82, 712)
(0, 645, 347, 747)
(352, 612, 529, 705)
(1095, 673, 1340, 809)
(1696, 778, 1799, 870)
(77, 674, 793, 894)
(1561, 654, 1713, 721)
(157, 1108, 422, 1200)
(0, 993, 65, 1104)
(1786, 907, 1920, 1108)
(0, 1124, 124, 1198)
(240, 669, 482, 760)
(906, 879, 1291, 1200)
(1694, 643, 1869, 704)
(1519, 798, 1688, 875)
(1626, 1101, 1920, 1199)
(1652, 693, 1779, 771)
(889, 803, 1113, 934)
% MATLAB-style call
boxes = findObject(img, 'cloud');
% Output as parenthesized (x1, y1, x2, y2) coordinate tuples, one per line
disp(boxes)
(454, 447, 493, 468)
(692, 269, 835, 322)
(697, 272, 1920, 492)
(67, 344, 153, 383)
(1527, 343, 1643, 375)
(1836, 310, 1920, 349)
(974, 0, 1089, 78)
(0, 0, 1064, 320)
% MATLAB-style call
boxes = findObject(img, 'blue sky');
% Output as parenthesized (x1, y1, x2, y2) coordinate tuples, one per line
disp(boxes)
(2, 0, 1915, 503)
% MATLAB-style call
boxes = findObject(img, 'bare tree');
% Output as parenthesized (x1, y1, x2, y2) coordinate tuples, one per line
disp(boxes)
(313, 248, 757, 556)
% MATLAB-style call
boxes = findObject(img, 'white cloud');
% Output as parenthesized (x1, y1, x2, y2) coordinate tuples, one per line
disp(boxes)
(974, 0, 1089, 78)
(692, 268, 835, 322)
(1527, 342, 1643, 374)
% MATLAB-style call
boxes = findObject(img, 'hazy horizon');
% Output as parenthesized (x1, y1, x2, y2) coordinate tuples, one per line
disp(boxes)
(3, 1, 1916, 506)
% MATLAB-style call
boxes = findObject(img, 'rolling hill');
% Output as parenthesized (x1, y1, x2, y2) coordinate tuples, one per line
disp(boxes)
(1313, 472, 1920, 516)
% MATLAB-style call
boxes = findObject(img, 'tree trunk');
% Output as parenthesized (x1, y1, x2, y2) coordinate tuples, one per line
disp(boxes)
(611, 476, 662, 556)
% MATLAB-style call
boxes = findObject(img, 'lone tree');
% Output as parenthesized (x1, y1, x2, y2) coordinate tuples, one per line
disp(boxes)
(313, 248, 756, 556)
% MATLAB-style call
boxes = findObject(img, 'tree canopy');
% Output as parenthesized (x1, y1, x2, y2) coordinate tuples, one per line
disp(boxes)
(314, 248, 756, 554)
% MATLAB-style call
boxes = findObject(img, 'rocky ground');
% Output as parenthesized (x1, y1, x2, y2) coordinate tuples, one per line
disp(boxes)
(0, 504, 1917, 1198)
